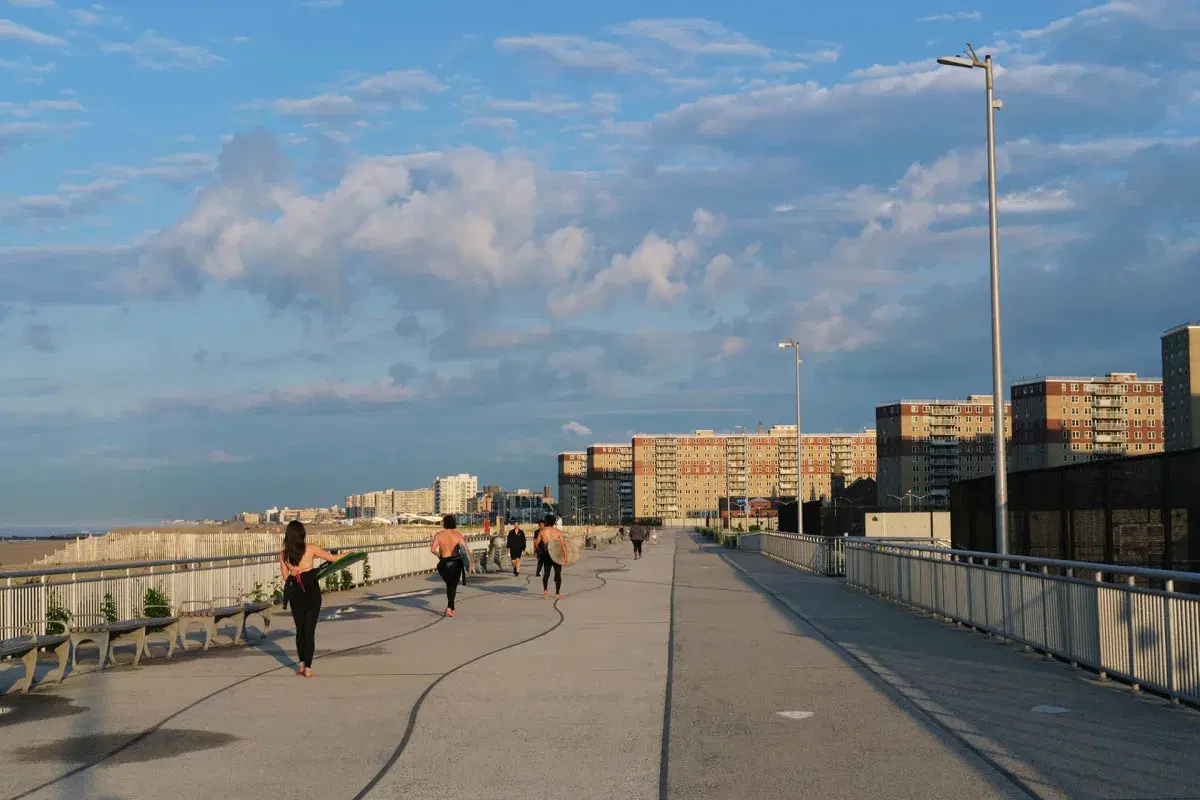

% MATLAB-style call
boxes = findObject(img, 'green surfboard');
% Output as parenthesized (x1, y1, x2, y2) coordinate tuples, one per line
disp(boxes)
(313, 551, 368, 581)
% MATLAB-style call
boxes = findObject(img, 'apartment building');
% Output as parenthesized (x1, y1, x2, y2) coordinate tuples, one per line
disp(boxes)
(345, 487, 434, 518)
(587, 444, 634, 524)
(557, 452, 587, 523)
(433, 473, 479, 515)
(1011, 373, 1164, 471)
(876, 395, 1012, 508)
(631, 427, 877, 520)
(1163, 323, 1200, 451)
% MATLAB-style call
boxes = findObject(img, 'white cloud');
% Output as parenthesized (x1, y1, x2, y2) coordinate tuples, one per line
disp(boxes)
(485, 95, 581, 114)
(4, 0, 56, 7)
(614, 18, 771, 57)
(919, 11, 982, 22)
(101, 31, 226, 70)
(495, 34, 659, 75)
(465, 115, 518, 138)
(589, 92, 620, 115)
(302, 0, 343, 7)
(561, 421, 592, 436)
(0, 18, 66, 46)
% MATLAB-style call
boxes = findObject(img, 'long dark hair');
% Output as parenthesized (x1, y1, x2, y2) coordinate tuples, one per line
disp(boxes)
(283, 520, 307, 565)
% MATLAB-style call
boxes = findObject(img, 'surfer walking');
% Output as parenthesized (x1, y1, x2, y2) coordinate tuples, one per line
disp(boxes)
(629, 525, 646, 559)
(507, 520, 527, 576)
(538, 514, 566, 599)
(431, 515, 470, 618)
(533, 520, 546, 578)
(279, 520, 340, 678)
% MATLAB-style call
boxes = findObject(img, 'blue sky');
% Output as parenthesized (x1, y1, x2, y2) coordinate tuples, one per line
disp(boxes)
(1, 0, 1197, 524)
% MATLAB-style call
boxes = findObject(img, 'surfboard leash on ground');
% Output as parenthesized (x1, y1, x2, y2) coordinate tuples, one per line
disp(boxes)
(352, 554, 629, 799)
(4, 572, 540, 800)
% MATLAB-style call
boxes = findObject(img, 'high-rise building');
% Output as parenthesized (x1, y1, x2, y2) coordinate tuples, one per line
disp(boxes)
(631, 427, 876, 520)
(876, 395, 1011, 509)
(1163, 323, 1200, 452)
(557, 452, 587, 523)
(1012, 373, 1164, 471)
(587, 444, 634, 523)
(433, 473, 478, 515)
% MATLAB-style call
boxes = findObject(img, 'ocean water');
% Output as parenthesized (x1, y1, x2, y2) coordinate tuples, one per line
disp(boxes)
(0, 525, 112, 539)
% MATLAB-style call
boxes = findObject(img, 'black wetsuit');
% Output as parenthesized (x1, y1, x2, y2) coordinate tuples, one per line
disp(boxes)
(285, 569, 321, 669)
(436, 556, 464, 610)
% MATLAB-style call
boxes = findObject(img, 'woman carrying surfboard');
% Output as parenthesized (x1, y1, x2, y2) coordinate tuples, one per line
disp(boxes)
(279, 520, 341, 678)
(538, 513, 570, 599)
(431, 515, 470, 617)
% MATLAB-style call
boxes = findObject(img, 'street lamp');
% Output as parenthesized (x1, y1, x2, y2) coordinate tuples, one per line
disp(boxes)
(937, 43, 1009, 555)
(777, 339, 804, 533)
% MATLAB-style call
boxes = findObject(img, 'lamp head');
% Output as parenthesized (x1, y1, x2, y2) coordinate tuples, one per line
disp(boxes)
(936, 56, 976, 69)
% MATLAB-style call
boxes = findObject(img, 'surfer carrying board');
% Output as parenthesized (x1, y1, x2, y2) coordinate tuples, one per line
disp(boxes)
(431, 514, 470, 618)
(279, 520, 340, 678)
(538, 513, 567, 599)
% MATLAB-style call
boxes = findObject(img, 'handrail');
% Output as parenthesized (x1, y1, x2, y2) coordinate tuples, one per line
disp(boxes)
(843, 537, 1200, 585)
(0, 534, 491, 581)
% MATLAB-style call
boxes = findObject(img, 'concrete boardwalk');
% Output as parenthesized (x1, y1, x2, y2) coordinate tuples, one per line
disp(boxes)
(0, 531, 1197, 800)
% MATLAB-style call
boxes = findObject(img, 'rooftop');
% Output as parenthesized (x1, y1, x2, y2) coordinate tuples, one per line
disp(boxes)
(1162, 321, 1200, 337)
(1012, 373, 1162, 386)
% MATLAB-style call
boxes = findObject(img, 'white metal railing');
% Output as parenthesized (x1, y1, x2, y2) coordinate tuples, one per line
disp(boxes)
(1, 536, 490, 640)
(844, 539, 1200, 706)
(745, 533, 846, 576)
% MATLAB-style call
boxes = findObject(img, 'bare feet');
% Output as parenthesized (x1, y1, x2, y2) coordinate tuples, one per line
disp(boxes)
(446, 608, 455, 617)
(304, 667, 313, 678)
(297, 667, 304, 676)
(556, 594, 563, 599)
(542, 590, 549, 599)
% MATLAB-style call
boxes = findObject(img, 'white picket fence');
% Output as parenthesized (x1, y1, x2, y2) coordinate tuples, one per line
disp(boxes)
(1, 536, 491, 640)
(29, 525, 614, 568)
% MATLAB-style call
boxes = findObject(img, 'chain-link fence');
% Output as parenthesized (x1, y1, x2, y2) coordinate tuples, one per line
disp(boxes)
(951, 448, 1200, 574)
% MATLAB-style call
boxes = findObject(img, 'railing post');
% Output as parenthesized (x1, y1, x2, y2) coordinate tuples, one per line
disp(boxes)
(1163, 579, 1177, 703)
(1125, 574, 1139, 692)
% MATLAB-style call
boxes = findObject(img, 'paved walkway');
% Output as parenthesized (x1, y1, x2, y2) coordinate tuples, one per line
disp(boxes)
(1, 531, 1197, 800)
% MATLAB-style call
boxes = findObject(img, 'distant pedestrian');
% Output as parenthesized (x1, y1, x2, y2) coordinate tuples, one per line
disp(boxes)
(537, 514, 568, 599)
(279, 520, 340, 678)
(507, 521, 527, 576)
(629, 525, 646, 559)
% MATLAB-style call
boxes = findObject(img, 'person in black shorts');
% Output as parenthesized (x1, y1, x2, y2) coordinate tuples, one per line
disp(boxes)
(507, 520, 527, 576)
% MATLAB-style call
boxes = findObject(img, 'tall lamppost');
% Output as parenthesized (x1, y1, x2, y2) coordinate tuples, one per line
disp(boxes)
(936, 43, 1009, 555)
(777, 339, 804, 533)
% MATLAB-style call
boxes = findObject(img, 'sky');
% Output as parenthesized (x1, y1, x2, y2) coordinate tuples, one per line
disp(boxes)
(0, 0, 1197, 524)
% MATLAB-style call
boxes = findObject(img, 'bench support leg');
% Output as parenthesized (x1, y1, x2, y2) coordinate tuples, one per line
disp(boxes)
(229, 611, 246, 645)
(45, 639, 70, 685)
(71, 633, 110, 673)
(15, 648, 37, 693)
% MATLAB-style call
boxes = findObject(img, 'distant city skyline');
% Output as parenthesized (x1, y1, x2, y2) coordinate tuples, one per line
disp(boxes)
(1, 2, 1195, 523)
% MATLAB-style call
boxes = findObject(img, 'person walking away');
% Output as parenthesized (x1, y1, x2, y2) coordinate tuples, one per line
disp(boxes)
(533, 521, 546, 577)
(538, 514, 567, 599)
(629, 525, 646, 559)
(507, 521, 527, 576)
(431, 515, 471, 617)
(279, 520, 340, 678)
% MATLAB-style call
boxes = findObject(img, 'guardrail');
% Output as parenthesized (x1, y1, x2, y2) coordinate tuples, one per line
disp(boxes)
(741, 532, 847, 577)
(844, 539, 1200, 706)
(1, 536, 489, 640)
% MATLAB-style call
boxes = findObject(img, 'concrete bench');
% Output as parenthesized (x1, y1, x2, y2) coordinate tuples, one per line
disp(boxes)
(176, 598, 273, 650)
(0, 628, 71, 694)
(69, 607, 180, 672)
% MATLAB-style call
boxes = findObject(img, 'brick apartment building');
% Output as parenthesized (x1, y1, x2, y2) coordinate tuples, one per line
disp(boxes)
(1162, 322, 1200, 451)
(557, 452, 587, 523)
(876, 395, 1011, 509)
(1011, 373, 1164, 471)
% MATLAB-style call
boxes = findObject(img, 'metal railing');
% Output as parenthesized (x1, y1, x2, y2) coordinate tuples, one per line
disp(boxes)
(1, 536, 490, 640)
(742, 533, 847, 576)
(844, 539, 1200, 706)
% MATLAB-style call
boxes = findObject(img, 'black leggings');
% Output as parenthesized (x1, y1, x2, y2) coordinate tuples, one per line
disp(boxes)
(541, 556, 562, 594)
(287, 577, 322, 669)
(633, 540, 643, 555)
(437, 557, 463, 610)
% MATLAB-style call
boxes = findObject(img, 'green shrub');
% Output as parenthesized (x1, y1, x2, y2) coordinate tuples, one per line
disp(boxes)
(338, 569, 354, 591)
(46, 592, 72, 635)
(143, 587, 171, 618)
(101, 592, 119, 623)
(361, 559, 371, 584)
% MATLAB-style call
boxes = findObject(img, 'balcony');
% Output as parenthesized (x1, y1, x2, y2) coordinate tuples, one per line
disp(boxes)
(1094, 418, 1126, 431)
(928, 438, 959, 448)
(927, 407, 958, 416)
(1094, 432, 1128, 443)
(1089, 384, 1126, 396)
